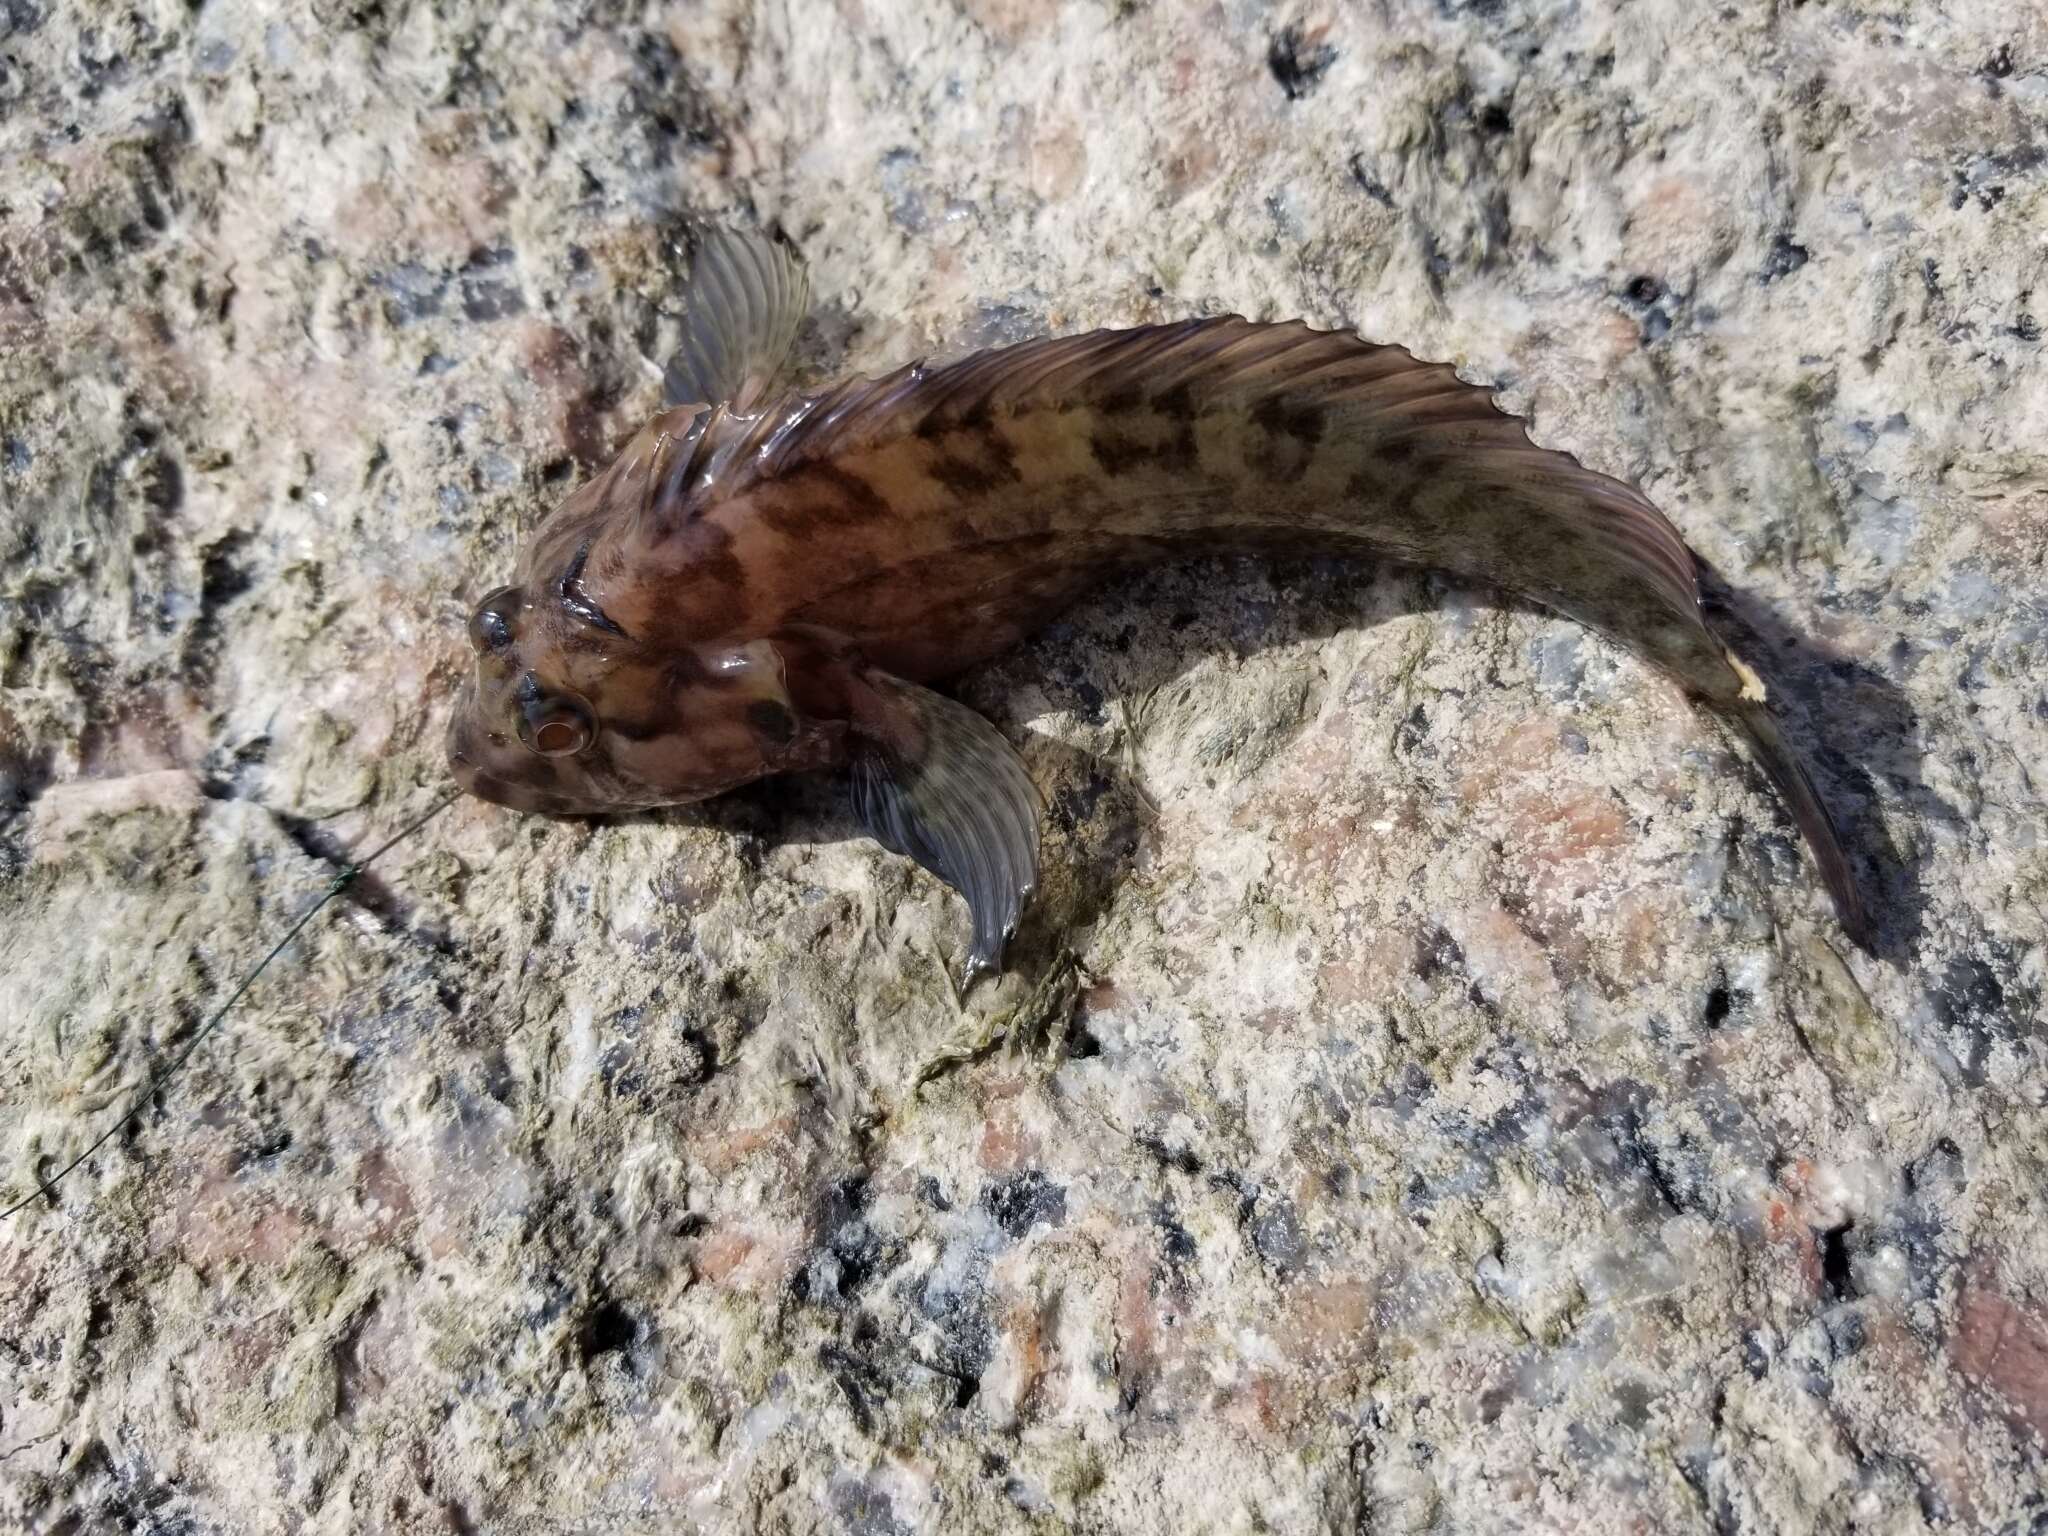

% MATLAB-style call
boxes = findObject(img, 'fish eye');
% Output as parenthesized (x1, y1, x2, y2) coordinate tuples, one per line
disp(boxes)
(468, 586, 522, 654)
(517, 681, 596, 757)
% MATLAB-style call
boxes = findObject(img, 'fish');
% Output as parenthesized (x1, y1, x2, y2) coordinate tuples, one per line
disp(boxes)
(446, 227, 1868, 975)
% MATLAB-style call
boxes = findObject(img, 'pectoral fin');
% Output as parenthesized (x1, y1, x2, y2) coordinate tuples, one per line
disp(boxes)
(847, 673, 1042, 979)
(664, 226, 811, 411)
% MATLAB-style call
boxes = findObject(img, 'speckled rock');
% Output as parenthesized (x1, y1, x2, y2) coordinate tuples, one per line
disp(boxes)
(2, 2, 2045, 1532)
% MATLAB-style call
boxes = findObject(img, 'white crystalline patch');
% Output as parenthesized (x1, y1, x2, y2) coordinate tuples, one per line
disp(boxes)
(1725, 651, 1768, 702)
(688, 1396, 792, 1522)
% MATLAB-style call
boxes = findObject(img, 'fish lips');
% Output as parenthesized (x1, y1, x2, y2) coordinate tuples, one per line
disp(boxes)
(446, 689, 592, 814)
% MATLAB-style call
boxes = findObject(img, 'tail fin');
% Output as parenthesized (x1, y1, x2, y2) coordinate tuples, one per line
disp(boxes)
(1720, 697, 1870, 950)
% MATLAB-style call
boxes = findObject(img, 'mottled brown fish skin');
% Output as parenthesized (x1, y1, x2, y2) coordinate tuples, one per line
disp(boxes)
(446, 318, 1866, 943)
(616, 346, 1715, 689)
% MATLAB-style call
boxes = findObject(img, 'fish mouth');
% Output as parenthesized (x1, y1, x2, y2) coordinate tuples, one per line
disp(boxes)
(444, 702, 488, 796)
(446, 708, 561, 813)
(446, 704, 640, 816)
(446, 686, 726, 817)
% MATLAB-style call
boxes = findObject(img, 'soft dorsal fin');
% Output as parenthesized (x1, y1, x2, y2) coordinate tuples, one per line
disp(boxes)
(662, 227, 811, 412)
(667, 319, 1705, 624)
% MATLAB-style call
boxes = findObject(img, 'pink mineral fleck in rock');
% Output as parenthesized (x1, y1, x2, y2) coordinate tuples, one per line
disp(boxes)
(1952, 1261, 2048, 1439)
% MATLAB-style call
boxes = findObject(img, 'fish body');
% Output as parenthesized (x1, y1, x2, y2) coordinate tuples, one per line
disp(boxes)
(448, 230, 1867, 969)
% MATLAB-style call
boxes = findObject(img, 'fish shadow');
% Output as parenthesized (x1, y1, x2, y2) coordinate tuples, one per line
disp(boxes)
(1694, 563, 1935, 962)
(607, 551, 1930, 971)
(604, 727, 1139, 979)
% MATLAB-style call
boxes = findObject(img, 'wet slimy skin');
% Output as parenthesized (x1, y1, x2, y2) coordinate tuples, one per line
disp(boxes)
(448, 229, 1866, 974)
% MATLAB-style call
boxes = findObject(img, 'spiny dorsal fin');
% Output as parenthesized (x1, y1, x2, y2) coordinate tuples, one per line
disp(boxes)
(681, 317, 1515, 498)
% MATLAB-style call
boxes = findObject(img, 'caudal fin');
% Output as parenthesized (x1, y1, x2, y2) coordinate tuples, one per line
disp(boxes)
(1721, 698, 1870, 950)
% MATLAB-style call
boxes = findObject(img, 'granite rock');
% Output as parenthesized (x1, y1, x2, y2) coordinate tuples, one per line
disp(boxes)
(2, 1, 2045, 1531)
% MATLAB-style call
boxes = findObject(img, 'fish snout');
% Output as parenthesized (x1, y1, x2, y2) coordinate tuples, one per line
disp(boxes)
(445, 676, 605, 814)
(445, 688, 490, 797)
(445, 683, 530, 807)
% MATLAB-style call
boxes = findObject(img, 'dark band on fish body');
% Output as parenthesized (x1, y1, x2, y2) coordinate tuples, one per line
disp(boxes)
(661, 522, 750, 638)
(928, 448, 1019, 499)
(759, 463, 892, 537)
(975, 423, 1023, 483)
(1089, 412, 1199, 477)
(1342, 466, 1394, 506)
(1246, 397, 1328, 485)
(1097, 382, 1146, 417)
(812, 464, 892, 519)
(1154, 383, 1199, 423)
(1252, 396, 1328, 446)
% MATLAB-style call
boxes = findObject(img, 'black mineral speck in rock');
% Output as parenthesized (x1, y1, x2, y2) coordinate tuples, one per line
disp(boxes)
(1268, 23, 1336, 100)
(1761, 234, 1810, 282)
(981, 1169, 1067, 1238)
(1703, 975, 1734, 1026)
(1817, 1222, 1855, 1300)
(1250, 1193, 1305, 1275)
(578, 1300, 637, 1363)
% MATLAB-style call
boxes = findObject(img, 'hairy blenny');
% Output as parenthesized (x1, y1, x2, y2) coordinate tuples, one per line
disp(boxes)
(447, 228, 1867, 973)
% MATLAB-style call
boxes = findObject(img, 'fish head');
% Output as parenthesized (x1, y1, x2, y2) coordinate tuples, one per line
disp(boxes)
(446, 560, 839, 815)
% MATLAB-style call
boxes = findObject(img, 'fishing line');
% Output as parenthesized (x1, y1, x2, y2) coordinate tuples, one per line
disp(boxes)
(1, 789, 461, 1222)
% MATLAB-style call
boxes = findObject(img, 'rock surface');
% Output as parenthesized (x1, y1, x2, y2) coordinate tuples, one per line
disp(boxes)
(3, 1, 2046, 1531)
